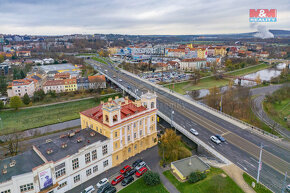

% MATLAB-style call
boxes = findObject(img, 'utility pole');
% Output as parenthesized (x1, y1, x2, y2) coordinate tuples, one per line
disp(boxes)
(171, 110, 175, 131)
(257, 143, 263, 183)
(220, 94, 223, 112)
(281, 172, 287, 193)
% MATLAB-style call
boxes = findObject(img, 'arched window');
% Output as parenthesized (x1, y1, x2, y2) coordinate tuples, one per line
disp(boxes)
(105, 115, 109, 122)
(151, 102, 155, 109)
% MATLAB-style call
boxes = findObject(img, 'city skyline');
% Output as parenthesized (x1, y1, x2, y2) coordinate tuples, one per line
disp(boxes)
(0, 0, 289, 35)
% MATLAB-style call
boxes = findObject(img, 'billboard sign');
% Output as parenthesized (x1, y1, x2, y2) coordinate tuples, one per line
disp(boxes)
(249, 9, 277, 22)
(38, 168, 53, 190)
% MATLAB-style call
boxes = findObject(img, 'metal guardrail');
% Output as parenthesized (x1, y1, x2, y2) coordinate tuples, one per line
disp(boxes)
(120, 69, 280, 140)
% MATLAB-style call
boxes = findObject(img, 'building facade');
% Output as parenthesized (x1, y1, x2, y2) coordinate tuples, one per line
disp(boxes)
(80, 93, 158, 167)
(7, 78, 36, 97)
(180, 58, 207, 71)
(43, 80, 65, 94)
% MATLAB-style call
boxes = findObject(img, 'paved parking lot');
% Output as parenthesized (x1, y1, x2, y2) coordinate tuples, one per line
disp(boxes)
(139, 71, 192, 83)
(66, 146, 159, 193)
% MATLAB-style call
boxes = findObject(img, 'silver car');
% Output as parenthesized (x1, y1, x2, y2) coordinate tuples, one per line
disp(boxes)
(210, 136, 221, 144)
(135, 161, 146, 170)
(190, 128, 199, 136)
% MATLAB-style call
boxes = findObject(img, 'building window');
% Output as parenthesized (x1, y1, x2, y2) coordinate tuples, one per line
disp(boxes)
(140, 141, 143, 147)
(127, 135, 130, 141)
(103, 160, 109, 167)
(140, 120, 142, 125)
(128, 147, 131, 153)
(134, 123, 136, 128)
(72, 158, 79, 170)
(115, 132, 117, 137)
(55, 168, 66, 178)
(74, 175, 80, 183)
(93, 165, 98, 173)
(115, 142, 118, 148)
(140, 130, 142, 136)
(1, 190, 11, 193)
(127, 126, 130, 131)
(116, 155, 118, 160)
(86, 169, 92, 176)
(134, 133, 136, 138)
(92, 150, 97, 160)
(134, 144, 137, 150)
(85, 153, 91, 164)
(20, 183, 34, 192)
(102, 145, 108, 155)
(57, 181, 67, 190)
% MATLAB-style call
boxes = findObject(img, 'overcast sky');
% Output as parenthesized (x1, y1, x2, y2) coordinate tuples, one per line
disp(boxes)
(0, 0, 289, 35)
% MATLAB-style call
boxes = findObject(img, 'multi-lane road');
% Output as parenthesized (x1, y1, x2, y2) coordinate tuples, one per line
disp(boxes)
(89, 59, 290, 192)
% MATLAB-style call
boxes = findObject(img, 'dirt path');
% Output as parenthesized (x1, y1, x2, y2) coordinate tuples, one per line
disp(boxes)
(222, 164, 256, 193)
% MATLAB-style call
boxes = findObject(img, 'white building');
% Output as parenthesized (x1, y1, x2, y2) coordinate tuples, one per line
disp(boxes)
(179, 58, 207, 71)
(0, 128, 112, 193)
(7, 78, 36, 98)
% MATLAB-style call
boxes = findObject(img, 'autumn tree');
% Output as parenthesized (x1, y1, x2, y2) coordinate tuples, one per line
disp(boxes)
(10, 96, 22, 110)
(159, 129, 191, 163)
(205, 86, 221, 110)
(255, 74, 262, 85)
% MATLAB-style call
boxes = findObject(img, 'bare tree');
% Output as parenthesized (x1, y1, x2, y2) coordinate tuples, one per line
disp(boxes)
(2, 129, 20, 156)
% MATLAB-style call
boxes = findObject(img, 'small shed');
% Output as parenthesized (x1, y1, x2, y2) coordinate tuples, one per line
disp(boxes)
(171, 155, 210, 181)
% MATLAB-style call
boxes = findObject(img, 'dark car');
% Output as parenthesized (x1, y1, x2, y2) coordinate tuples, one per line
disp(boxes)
(215, 134, 226, 142)
(97, 183, 111, 193)
(124, 168, 136, 178)
(132, 159, 143, 168)
(121, 176, 134, 186)
(104, 186, 117, 193)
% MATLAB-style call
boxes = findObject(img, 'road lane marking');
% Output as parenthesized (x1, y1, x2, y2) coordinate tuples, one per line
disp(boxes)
(237, 162, 248, 171)
(243, 159, 256, 168)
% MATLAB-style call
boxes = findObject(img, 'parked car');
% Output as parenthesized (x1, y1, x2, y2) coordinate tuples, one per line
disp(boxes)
(190, 128, 199, 136)
(215, 134, 226, 142)
(111, 175, 124, 185)
(124, 168, 136, 178)
(135, 161, 146, 170)
(210, 136, 221, 144)
(113, 75, 116, 78)
(104, 186, 117, 193)
(135, 167, 148, 177)
(286, 184, 290, 192)
(97, 183, 111, 193)
(96, 178, 109, 188)
(119, 79, 122, 82)
(120, 165, 132, 174)
(132, 159, 143, 168)
(121, 176, 134, 186)
(81, 185, 95, 193)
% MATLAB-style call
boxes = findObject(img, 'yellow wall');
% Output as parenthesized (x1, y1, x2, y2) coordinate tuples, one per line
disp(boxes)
(171, 164, 186, 181)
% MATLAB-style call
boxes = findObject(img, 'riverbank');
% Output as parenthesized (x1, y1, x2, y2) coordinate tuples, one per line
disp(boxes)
(164, 63, 270, 95)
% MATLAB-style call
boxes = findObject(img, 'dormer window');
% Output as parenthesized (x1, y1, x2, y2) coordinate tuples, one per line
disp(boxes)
(46, 148, 53, 154)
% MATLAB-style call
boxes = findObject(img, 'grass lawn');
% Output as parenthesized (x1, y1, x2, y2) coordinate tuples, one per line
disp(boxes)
(165, 77, 229, 94)
(92, 56, 108, 64)
(163, 168, 244, 193)
(243, 173, 272, 193)
(227, 63, 270, 77)
(76, 53, 96, 56)
(0, 98, 98, 135)
(264, 98, 290, 130)
(118, 177, 169, 193)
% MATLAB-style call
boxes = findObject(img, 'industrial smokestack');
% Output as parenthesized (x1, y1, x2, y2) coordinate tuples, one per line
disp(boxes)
(250, 23, 274, 39)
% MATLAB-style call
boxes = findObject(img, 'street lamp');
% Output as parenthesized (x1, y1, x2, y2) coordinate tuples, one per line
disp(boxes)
(171, 110, 174, 130)
(158, 141, 165, 162)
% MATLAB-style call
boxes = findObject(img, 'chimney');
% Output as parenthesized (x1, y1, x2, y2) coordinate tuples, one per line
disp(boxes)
(61, 143, 67, 149)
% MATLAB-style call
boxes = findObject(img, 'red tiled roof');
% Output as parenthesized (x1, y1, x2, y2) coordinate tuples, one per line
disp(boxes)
(11, 78, 35, 86)
(88, 75, 106, 83)
(80, 99, 148, 127)
(43, 80, 64, 86)
(181, 58, 206, 62)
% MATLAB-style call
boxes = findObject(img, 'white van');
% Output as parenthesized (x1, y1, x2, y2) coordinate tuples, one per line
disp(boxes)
(81, 185, 95, 193)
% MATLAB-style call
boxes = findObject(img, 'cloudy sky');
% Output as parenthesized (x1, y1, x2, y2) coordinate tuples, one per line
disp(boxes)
(0, 0, 289, 35)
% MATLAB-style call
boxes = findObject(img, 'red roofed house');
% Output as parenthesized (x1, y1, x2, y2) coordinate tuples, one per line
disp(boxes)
(7, 78, 36, 97)
(80, 92, 158, 166)
(43, 80, 65, 94)
(88, 75, 106, 89)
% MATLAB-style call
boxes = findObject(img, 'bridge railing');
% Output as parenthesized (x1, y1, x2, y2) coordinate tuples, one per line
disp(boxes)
(119, 69, 281, 140)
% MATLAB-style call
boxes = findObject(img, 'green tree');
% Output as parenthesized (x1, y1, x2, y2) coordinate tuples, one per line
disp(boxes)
(22, 93, 31, 105)
(0, 54, 4, 63)
(143, 171, 161, 186)
(0, 100, 4, 110)
(0, 76, 7, 95)
(10, 96, 22, 110)
(225, 59, 233, 71)
(188, 171, 206, 183)
(33, 89, 46, 102)
(20, 70, 26, 79)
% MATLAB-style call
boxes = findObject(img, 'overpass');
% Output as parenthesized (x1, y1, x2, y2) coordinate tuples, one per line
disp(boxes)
(89, 59, 290, 192)
(261, 58, 290, 66)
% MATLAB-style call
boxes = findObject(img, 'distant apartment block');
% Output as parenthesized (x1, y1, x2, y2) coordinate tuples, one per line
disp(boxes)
(7, 78, 36, 97)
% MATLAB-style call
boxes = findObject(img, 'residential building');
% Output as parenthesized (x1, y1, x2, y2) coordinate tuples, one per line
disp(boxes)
(197, 48, 208, 59)
(80, 93, 158, 167)
(180, 58, 207, 71)
(88, 75, 106, 89)
(16, 51, 31, 57)
(54, 73, 70, 80)
(0, 64, 12, 76)
(43, 80, 65, 94)
(165, 48, 186, 58)
(64, 78, 77, 92)
(77, 77, 90, 90)
(7, 78, 36, 97)
(0, 128, 112, 193)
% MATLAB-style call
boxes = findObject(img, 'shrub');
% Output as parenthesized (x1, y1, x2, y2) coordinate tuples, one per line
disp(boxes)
(188, 171, 206, 184)
(22, 93, 31, 105)
(0, 100, 4, 110)
(10, 96, 22, 110)
(143, 171, 161, 186)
